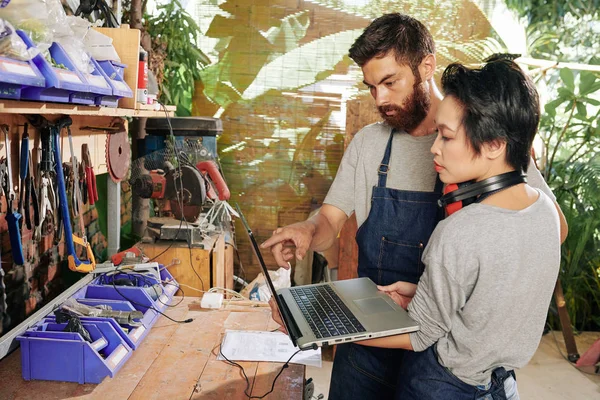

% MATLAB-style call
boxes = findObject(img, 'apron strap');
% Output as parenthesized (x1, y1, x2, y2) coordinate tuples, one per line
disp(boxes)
(378, 129, 395, 188)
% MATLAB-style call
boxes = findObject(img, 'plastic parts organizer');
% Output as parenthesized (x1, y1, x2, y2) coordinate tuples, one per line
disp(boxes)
(16, 264, 178, 384)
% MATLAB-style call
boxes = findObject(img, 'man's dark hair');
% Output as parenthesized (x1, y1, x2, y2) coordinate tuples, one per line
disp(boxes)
(349, 13, 435, 74)
(441, 59, 540, 172)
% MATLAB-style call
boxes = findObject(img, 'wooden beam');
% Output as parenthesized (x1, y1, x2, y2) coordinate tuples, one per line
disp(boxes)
(0, 100, 174, 118)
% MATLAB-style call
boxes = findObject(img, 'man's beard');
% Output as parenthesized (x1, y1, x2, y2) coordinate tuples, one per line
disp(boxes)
(378, 81, 431, 132)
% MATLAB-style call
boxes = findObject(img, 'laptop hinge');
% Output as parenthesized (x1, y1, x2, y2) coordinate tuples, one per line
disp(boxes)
(278, 294, 303, 347)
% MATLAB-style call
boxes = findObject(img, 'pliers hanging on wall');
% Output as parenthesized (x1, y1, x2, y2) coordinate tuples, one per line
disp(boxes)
(82, 144, 98, 205)
(27, 150, 39, 230)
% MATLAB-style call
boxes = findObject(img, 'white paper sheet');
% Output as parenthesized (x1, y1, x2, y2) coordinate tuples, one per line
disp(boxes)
(217, 330, 322, 368)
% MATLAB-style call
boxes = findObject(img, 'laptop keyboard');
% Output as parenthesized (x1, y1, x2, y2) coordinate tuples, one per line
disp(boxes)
(290, 285, 366, 339)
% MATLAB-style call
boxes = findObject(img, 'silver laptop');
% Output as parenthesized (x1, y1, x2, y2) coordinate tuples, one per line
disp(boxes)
(236, 204, 419, 350)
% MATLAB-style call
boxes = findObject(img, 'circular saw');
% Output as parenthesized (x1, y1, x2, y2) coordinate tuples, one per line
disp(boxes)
(131, 163, 207, 222)
(106, 123, 131, 182)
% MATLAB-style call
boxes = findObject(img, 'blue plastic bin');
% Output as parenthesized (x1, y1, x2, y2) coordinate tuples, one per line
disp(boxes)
(71, 58, 112, 106)
(17, 320, 133, 384)
(70, 267, 178, 332)
(0, 54, 45, 100)
(93, 267, 178, 312)
(42, 306, 145, 351)
(17, 30, 90, 103)
(73, 284, 161, 330)
(96, 59, 133, 107)
(15, 264, 179, 384)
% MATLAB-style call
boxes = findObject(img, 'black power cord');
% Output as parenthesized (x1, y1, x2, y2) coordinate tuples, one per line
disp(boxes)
(146, 101, 206, 292)
(219, 345, 302, 399)
(105, 266, 193, 324)
(53, 265, 193, 325)
(98, 269, 184, 308)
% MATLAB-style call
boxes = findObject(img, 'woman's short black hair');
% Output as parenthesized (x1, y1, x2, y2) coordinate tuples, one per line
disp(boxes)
(441, 59, 540, 172)
(349, 13, 435, 75)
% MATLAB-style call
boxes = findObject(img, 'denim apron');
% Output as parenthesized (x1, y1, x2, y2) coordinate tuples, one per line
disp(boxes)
(329, 130, 443, 400)
(397, 347, 517, 400)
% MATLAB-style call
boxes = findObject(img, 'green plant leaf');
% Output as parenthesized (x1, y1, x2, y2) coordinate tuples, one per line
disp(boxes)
(579, 71, 598, 95)
(242, 29, 364, 100)
(576, 101, 587, 118)
(560, 68, 575, 91)
(544, 98, 566, 117)
(584, 97, 600, 106)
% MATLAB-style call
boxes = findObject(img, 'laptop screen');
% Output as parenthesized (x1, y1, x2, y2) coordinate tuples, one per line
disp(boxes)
(235, 204, 296, 339)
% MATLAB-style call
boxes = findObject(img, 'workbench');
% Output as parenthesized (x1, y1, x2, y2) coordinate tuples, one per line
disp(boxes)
(0, 297, 306, 399)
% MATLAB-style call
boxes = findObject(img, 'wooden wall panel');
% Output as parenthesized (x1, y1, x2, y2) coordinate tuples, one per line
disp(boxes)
(94, 26, 141, 109)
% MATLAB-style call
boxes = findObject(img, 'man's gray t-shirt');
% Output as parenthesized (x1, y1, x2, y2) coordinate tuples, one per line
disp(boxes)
(408, 190, 561, 386)
(324, 122, 556, 228)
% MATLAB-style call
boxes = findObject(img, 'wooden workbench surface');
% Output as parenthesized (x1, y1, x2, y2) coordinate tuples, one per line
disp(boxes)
(0, 297, 306, 400)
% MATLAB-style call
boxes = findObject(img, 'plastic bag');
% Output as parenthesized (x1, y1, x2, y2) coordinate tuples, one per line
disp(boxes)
(242, 267, 291, 302)
(58, 298, 111, 318)
(81, 21, 121, 62)
(0, 19, 36, 60)
(0, 0, 53, 53)
(63, 318, 93, 343)
(0, 0, 94, 73)
(52, 12, 94, 74)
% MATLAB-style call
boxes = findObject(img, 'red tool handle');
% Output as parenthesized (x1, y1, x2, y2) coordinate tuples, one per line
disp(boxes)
(196, 160, 230, 201)
(86, 167, 95, 205)
(111, 246, 142, 266)
(86, 166, 99, 205)
(91, 168, 98, 203)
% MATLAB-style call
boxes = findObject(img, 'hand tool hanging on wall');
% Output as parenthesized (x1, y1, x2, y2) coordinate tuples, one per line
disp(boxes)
(63, 162, 74, 215)
(1, 124, 24, 265)
(53, 117, 96, 273)
(23, 151, 31, 231)
(59, 118, 86, 239)
(79, 159, 87, 205)
(27, 151, 39, 230)
(0, 159, 7, 207)
(23, 115, 57, 241)
(17, 124, 29, 230)
(35, 176, 54, 241)
(0, 156, 5, 334)
(82, 144, 98, 205)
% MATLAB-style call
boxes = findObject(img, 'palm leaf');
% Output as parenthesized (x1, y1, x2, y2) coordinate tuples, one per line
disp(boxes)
(242, 29, 364, 100)
(265, 11, 311, 53)
(437, 37, 507, 66)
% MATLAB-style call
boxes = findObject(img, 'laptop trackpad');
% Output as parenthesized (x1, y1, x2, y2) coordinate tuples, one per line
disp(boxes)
(353, 297, 394, 314)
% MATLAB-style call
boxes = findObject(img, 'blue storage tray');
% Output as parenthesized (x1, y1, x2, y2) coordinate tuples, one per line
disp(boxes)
(72, 285, 161, 330)
(95, 59, 133, 107)
(17, 320, 133, 384)
(42, 307, 146, 351)
(0, 54, 45, 100)
(76, 298, 152, 347)
(17, 30, 90, 103)
(90, 263, 179, 315)
(72, 58, 113, 105)
(160, 267, 180, 302)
